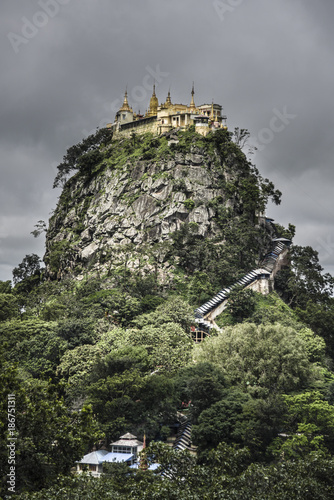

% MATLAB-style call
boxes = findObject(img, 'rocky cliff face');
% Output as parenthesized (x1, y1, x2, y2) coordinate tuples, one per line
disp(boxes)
(45, 129, 276, 282)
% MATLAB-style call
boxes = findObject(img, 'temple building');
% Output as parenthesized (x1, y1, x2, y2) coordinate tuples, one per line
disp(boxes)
(108, 84, 227, 138)
(76, 432, 144, 477)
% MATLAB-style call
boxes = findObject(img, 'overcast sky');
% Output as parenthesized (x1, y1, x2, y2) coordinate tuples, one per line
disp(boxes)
(1, 0, 334, 282)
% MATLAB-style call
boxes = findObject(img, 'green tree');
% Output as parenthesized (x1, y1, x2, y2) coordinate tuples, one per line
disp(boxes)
(274, 222, 296, 239)
(297, 327, 326, 364)
(12, 254, 43, 295)
(192, 390, 250, 451)
(1, 374, 100, 494)
(53, 128, 112, 188)
(271, 391, 334, 459)
(276, 245, 334, 308)
(246, 291, 301, 327)
(12, 253, 41, 283)
(0, 280, 12, 294)
(86, 369, 146, 441)
(240, 394, 287, 459)
(90, 346, 150, 380)
(194, 323, 320, 397)
(97, 322, 191, 376)
(57, 343, 104, 400)
(30, 220, 47, 238)
(56, 318, 96, 349)
(0, 293, 18, 321)
(44, 240, 72, 278)
(0, 319, 63, 377)
(138, 373, 179, 439)
(295, 299, 334, 359)
(176, 362, 227, 423)
(132, 296, 193, 331)
(77, 149, 104, 177)
(80, 343, 181, 442)
(227, 285, 256, 323)
(82, 288, 142, 325)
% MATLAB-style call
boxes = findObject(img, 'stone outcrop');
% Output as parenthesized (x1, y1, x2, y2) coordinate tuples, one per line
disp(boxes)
(44, 130, 260, 279)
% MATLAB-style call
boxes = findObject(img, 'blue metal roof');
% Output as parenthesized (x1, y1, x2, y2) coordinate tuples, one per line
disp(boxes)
(77, 450, 109, 465)
(103, 452, 134, 463)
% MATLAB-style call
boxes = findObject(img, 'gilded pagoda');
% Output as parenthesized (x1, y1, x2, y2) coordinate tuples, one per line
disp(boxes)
(108, 84, 227, 138)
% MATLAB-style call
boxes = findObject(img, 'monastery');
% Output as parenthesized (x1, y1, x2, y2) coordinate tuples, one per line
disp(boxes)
(107, 85, 227, 138)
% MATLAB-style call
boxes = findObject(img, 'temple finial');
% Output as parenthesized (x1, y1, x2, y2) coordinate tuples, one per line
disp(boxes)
(139, 433, 148, 471)
(165, 88, 172, 107)
(119, 87, 132, 112)
(148, 83, 159, 116)
(189, 82, 196, 110)
(210, 99, 215, 120)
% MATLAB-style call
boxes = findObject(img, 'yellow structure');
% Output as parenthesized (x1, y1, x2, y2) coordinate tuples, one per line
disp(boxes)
(108, 85, 227, 138)
(148, 84, 159, 116)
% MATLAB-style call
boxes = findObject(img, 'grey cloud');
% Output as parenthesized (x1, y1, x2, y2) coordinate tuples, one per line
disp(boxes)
(1, 0, 333, 281)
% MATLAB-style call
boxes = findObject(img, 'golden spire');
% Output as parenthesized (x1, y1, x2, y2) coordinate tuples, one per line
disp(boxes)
(119, 88, 132, 112)
(189, 82, 196, 111)
(165, 89, 172, 107)
(210, 100, 214, 120)
(139, 433, 148, 471)
(148, 83, 159, 116)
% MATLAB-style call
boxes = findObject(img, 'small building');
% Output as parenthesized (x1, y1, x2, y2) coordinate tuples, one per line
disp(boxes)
(109, 432, 143, 460)
(76, 432, 143, 477)
(76, 450, 109, 477)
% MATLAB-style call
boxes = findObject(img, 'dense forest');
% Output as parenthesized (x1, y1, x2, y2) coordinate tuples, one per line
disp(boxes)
(1, 128, 334, 499)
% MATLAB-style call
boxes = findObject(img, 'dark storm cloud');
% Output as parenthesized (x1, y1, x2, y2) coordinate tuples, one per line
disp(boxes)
(1, 0, 333, 281)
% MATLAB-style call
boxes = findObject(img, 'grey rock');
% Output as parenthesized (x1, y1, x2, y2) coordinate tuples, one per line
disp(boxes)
(81, 242, 99, 260)
(44, 139, 241, 278)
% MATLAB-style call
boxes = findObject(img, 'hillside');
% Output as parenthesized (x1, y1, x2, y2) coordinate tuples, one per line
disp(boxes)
(45, 128, 280, 291)
(2, 127, 334, 498)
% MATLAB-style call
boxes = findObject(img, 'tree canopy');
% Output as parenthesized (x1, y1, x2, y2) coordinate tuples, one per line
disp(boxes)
(193, 323, 320, 397)
(2, 128, 334, 498)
